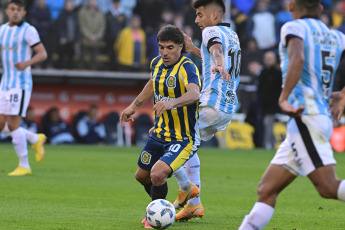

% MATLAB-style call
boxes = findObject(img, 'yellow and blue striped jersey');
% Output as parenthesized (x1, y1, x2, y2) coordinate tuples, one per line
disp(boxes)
(150, 55, 201, 145)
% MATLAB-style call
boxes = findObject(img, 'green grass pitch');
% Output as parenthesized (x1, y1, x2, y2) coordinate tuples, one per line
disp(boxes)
(1, 144, 345, 229)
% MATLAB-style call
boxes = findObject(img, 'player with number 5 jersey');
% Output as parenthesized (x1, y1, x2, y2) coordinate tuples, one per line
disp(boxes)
(239, 0, 345, 229)
(279, 15, 345, 116)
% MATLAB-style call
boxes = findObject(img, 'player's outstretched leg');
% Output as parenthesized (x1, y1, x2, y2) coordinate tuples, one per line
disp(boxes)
(173, 154, 201, 210)
(172, 180, 200, 209)
(239, 164, 295, 229)
(174, 154, 203, 221)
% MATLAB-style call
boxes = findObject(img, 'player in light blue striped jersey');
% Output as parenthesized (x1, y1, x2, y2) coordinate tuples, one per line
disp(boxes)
(172, 0, 241, 221)
(0, 0, 48, 176)
(239, 0, 345, 229)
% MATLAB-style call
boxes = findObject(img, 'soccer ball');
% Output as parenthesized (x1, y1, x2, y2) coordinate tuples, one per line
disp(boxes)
(145, 199, 176, 229)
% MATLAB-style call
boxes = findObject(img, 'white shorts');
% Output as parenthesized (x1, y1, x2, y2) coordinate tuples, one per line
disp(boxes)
(271, 115, 335, 177)
(0, 88, 31, 117)
(198, 106, 233, 141)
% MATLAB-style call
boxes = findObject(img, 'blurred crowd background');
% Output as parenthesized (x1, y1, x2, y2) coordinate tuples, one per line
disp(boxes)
(0, 0, 343, 74)
(0, 0, 345, 149)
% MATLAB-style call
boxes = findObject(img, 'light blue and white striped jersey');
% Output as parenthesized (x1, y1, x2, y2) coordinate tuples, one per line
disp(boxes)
(0, 21, 41, 92)
(200, 23, 241, 114)
(279, 17, 345, 116)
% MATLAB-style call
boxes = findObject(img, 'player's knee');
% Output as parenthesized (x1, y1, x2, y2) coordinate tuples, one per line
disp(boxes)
(257, 181, 276, 199)
(315, 183, 338, 199)
(257, 182, 266, 197)
(7, 123, 19, 131)
(135, 171, 150, 185)
(150, 171, 166, 186)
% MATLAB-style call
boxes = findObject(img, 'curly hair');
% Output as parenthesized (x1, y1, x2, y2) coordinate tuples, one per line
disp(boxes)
(157, 25, 186, 53)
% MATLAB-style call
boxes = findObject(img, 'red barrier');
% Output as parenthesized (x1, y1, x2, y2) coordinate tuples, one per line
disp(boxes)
(30, 84, 153, 124)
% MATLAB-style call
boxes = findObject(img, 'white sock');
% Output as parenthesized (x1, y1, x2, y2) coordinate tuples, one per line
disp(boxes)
(11, 128, 30, 169)
(173, 167, 190, 192)
(1, 122, 10, 136)
(337, 180, 345, 202)
(20, 127, 38, 144)
(238, 202, 274, 230)
(185, 153, 201, 206)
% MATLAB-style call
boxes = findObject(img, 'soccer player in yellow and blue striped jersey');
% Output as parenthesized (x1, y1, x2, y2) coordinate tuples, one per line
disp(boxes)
(150, 53, 201, 144)
(120, 25, 201, 227)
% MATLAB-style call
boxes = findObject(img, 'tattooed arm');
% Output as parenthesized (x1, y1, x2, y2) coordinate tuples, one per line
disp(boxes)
(209, 43, 230, 81)
(120, 79, 154, 126)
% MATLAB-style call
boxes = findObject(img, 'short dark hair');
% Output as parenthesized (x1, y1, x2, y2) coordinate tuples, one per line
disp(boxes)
(8, 0, 25, 7)
(294, 0, 321, 12)
(157, 25, 186, 53)
(193, 0, 226, 15)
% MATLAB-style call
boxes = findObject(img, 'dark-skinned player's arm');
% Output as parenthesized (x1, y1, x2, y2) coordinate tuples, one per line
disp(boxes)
(278, 36, 305, 118)
(330, 51, 345, 121)
(330, 86, 345, 121)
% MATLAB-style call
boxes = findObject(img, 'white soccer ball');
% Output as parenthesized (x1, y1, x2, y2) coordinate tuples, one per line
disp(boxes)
(145, 199, 176, 229)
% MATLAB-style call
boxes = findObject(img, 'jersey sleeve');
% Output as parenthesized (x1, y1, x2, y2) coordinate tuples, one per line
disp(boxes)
(150, 56, 160, 78)
(280, 21, 305, 46)
(180, 60, 201, 88)
(25, 26, 41, 47)
(202, 27, 222, 52)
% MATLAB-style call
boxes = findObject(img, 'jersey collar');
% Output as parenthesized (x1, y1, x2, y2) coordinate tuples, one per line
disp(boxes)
(216, 22, 231, 27)
(17, 21, 24, 26)
(301, 15, 319, 19)
(9, 20, 24, 27)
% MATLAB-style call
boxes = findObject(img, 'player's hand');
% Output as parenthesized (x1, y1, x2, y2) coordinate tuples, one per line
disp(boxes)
(330, 91, 345, 121)
(183, 33, 193, 53)
(119, 106, 135, 126)
(14, 61, 28, 71)
(148, 126, 154, 135)
(279, 100, 305, 118)
(153, 101, 173, 117)
(212, 65, 230, 82)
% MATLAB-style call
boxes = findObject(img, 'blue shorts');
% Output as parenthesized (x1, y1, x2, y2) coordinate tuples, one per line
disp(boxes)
(138, 136, 197, 172)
